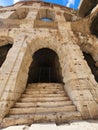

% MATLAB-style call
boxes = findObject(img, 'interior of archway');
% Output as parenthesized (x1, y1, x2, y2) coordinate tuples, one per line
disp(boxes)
(90, 15, 98, 37)
(27, 48, 63, 83)
(0, 44, 12, 67)
(83, 52, 98, 82)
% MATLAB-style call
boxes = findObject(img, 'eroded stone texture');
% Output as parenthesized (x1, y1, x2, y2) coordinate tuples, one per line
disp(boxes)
(0, 0, 98, 128)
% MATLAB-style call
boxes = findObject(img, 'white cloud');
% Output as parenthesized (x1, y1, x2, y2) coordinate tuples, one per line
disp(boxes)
(66, 0, 75, 7)
(14, 0, 21, 4)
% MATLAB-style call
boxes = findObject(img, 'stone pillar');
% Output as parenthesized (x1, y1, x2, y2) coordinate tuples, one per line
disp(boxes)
(0, 35, 32, 122)
(61, 43, 98, 119)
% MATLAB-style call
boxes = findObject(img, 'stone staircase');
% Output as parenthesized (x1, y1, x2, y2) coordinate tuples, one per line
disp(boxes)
(1, 83, 82, 128)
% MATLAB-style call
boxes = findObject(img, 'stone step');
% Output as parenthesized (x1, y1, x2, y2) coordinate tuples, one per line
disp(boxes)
(21, 94, 67, 98)
(1, 83, 81, 129)
(18, 96, 69, 102)
(10, 105, 76, 115)
(1, 112, 82, 128)
(27, 85, 64, 89)
(27, 83, 64, 88)
(14, 101, 73, 108)
(26, 88, 64, 91)
(21, 93, 67, 97)
(24, 90, 65, 94)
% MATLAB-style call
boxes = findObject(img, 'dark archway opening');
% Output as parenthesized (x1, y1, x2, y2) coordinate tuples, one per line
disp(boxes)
(0, 44, 12, 67)
(90, 15, 98, 37)
(27, 48, 63, 83)
(83, 52, 98, 82)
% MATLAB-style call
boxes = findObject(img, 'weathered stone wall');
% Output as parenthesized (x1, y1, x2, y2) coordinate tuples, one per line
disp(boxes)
(0, 1, 98, 123)
(78, 0, 98, 17)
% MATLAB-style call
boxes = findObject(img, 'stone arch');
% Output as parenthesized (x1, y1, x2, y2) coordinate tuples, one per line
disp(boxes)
(29, 37, 63, 54)
(27, 48, 63, 83)
(0, 37, 67, 122)
(28, 37, 65, 83)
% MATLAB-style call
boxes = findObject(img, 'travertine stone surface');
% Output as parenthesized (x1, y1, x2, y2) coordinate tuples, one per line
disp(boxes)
(0, 0, 98, 127)
(2, 122, 98, 130)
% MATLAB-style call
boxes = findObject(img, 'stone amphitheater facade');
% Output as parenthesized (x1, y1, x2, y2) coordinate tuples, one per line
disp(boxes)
(0, 0, 98, 128)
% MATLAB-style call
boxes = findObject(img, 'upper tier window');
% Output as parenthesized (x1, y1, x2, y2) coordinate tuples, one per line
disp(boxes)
(34, 9, 57, 29)
(40, 17, 53, 22)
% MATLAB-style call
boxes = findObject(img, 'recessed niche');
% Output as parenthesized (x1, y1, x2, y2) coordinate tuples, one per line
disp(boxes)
(34, 9, 57, 28)
(9, 8, 29, 19)
(64, 12, 72, 21)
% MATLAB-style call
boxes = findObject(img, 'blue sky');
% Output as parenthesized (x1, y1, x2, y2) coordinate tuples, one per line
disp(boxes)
(0, 0, 80, 9)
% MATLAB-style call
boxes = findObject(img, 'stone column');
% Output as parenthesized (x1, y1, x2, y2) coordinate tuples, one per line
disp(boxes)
(0, 35, 32, 122)
(61, 43, 98, 119)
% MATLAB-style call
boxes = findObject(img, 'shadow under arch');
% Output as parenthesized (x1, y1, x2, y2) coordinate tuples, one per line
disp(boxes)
(27, 48, 63, 83)
(0, 36, 13, 67)
(83, 52, 98, 82)
(90, 14, 98, 37)
(0, 44, 12, 67)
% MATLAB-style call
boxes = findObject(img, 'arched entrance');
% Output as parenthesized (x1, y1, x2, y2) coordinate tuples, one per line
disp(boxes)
(0, 44, 12, 67)
(83, 52, 98, 82)
(90, 15, 98, 37)
(0, 39, 83, 127)
(27, 48, 63, 83)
